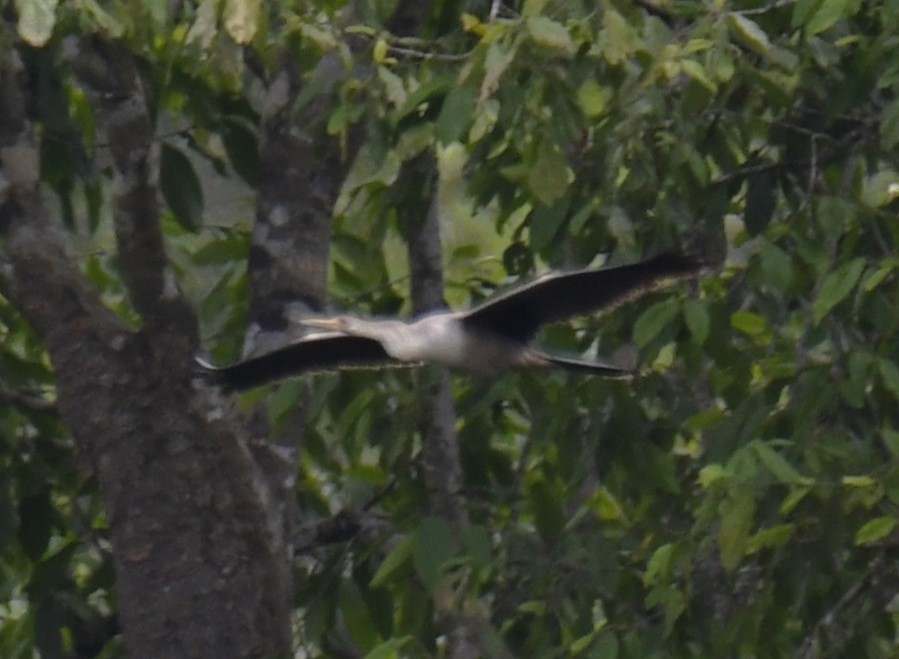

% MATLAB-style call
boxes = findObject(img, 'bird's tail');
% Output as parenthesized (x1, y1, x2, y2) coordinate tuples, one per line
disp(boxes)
(193, 354, 250, 391)
(532, 351, 634, 378)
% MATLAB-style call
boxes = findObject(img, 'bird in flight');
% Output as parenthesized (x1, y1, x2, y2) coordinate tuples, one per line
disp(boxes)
(197, 252, 704, 391)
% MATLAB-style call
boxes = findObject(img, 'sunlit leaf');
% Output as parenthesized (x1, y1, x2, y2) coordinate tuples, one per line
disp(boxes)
(854, 516, 898, 546)
(698, 464, 728, 489)
(731, 311, 767, 336)
(577, 79, 608, 118)
(224, 0, 260, 44)
(16, 0, 58, 46)
(527, 16, 575, 57)
(527, 141, 571, 206)
(681, 60, 717, 92)
(727, 14, 773, 59)
(601, 10, 638, 64)
(746, 524, 795, 554)
(860, 170, 899, 208)
(644, 543, 678, 586)
(718, 489, 755, 570)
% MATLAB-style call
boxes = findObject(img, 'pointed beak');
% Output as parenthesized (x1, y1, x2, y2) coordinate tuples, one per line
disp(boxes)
(301, 317, 343, 332)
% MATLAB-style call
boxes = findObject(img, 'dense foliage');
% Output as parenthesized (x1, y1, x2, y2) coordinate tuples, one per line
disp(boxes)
(2, 0, 899, 656)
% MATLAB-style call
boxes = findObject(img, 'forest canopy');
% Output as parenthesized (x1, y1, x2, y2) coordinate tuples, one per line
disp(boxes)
(1, 0, 898, 657)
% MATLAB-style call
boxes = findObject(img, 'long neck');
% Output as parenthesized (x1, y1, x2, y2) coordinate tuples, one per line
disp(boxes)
(347, 319, 419, 360)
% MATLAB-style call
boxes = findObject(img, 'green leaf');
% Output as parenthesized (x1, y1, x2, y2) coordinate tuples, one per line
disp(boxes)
(522, 0, 549, 16)
(727, 14, 773, 59)
(527, 16, 575, 57)
(463, 524, 492, 567)
(883, 428, 899, 459)
(805, 0, 852, 35)
(633, 298, 680, 348)
(681, 59, 717, 93)
(592, 632, 620, 659)
(698, 464, 728, 489)
(601, 10, 638, 64)
(224, 0, 260, 44)
(751, 441, 807, 485)
(160, 143, 204, 232)
(881, 98, 899, 148)
(590, 486, 627, 523)
(745, 169, 777, 236)
(854, 516, 898, 546)
(841, 351, 873, 408)
(718, 489, 755, 570)
(780, 484, 812, 515)
(813, 257, 865, 324)
(414, 517, 455, 590)
(529, 198, 570, 252)
(340, 580, 379, 651)
(365, 637, 414, 659)
(436, 86, 476, 145)
(878, 359, 899, 400)
(792, 0, 825, 27)
(16, 0, 58, 46)
(731, 311, 767, 336)
(527, 141, 571, 206)
(529, 478, 565, 544)
(644, 543, 678, 586)
(480, 42, 515, 105)
(863, 263, 896, 292)
(746, 524, 795, 554)
(370, 534, 414, 588)
(577, 80, 608, 118)
(192, 233, 250, 265)
(221, 117, 260, 186)
(860, 170, 899, 208)
(842, 475, 876, 488)
(760, 242, 793, 293)
(683, 299, 709, 345)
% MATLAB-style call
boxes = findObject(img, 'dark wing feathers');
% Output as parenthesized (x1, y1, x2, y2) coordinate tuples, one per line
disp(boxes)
(196, 333, 400, 391)
(461, 252, 703, 343)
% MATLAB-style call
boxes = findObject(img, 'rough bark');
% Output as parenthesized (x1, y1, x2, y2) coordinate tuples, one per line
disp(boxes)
(0, 44, 292, 658)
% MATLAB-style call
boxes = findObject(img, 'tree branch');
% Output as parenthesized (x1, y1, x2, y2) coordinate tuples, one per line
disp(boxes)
(796, 553, 899, 659)
(68, 38, 197, 347)
(399, 153, 483, 658)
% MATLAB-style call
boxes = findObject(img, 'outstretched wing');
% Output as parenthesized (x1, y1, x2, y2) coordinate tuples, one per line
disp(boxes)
(196, 333, 406, 391)
(461, 252, 704, 343)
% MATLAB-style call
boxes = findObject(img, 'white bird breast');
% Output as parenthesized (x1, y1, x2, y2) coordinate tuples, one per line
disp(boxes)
(393, 314, 526, 373)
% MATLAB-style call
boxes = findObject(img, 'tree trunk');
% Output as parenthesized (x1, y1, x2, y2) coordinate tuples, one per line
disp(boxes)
(1, 44, 292, 659)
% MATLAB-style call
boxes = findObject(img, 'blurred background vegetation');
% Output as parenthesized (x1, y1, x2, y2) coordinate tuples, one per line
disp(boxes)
(2, 0, 899, 656)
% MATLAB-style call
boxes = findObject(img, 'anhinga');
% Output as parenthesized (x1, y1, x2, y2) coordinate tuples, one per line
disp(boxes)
(197, 252, 704, 391)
